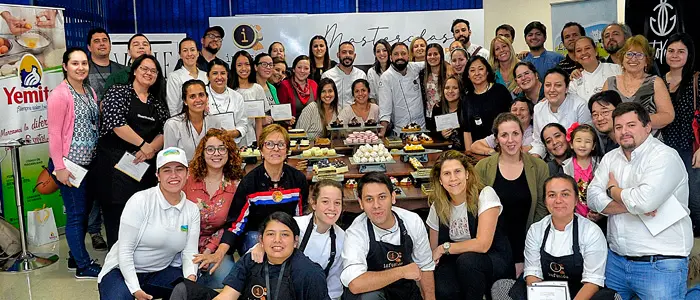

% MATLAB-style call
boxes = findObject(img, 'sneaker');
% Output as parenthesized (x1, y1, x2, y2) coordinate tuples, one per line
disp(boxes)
(67, 255, 77, 271)
(91, 233, 108, 251)
(75, 261, 101, 279)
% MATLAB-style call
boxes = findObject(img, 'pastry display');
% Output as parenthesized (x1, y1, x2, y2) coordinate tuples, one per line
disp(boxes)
(313, 159, 336, 175)
(406, 134, 421, 145)
(402, 122, 421, 132)
(364, 119, 378, 126)
(288, 128, 307, 138)
(290, 140, 297, 147)
(332, 160, 349, 174)
(352, 144, 393, 163)
(409, 157, 423, 169)
(390, 177, 399, 186)
(299, 139, 310, 150)
(301, 147, 337, 158)
(399, 178, 412, 186)
(348, 117, 362, 127)
(419, 133, 434, 144)
(330, 118, 344, 128)
(315, 137, 331, 147)
(404, 144, 425, 153)
(345, 179, 357, 188)
(345, 131, 380, 145)
(240, 147, 261, 157)
(394, 186, 403, 195)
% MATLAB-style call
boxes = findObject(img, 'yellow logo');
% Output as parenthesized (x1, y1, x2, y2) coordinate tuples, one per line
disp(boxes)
(232, 24, 264, 51)
(272, 190, 284, 203)
(18, 54, 43, 88)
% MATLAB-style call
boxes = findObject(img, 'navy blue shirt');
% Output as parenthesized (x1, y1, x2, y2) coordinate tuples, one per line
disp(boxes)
(523, 50, 565, 79)
(223, 250, 331, 300)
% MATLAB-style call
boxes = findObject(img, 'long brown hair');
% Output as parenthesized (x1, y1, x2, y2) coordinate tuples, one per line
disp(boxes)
(428, 150, 484, 225)
(308, 179, 344, 214)
(189, 128, 244, 181)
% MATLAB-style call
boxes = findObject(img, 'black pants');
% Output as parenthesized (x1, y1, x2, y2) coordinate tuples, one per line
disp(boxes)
(435, 252, 513, 300)
(101, 202, 126, 250)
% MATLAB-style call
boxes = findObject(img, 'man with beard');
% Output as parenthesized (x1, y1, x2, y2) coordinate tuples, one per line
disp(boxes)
(341, 172, 435, 300)
(588, 102, 692, 299)
(321, 41, 367, 109)
(87, 27, 125, 102)
(522, 21, 564, 79)
(378, 42, 426, 137)
(451, 19, 489, 59)
(556, 22, 585, 75)
(104, 33, 152, 91)
(588, 91, 621, 154)
(174, 26, 226, 72)
(601, 23, 632, 65)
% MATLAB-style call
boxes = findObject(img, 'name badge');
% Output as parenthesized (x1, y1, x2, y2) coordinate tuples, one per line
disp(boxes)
(180, 225, 188, 232)
(474, 116, 483, 126)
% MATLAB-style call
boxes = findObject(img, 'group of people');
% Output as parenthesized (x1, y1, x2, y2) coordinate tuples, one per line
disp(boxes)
(44, 13, 700, 300)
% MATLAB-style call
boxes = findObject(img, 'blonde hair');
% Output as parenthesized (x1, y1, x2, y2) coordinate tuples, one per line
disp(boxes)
(618, 35, 655, 71)
(409, 37, 427, 62)
(428, 150, 484, 225)
(257, 124, 289, 149)
(488, 36, 519, 92)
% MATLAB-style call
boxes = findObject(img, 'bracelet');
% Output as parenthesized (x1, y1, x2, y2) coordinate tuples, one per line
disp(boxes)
(138, 139, 146, 148)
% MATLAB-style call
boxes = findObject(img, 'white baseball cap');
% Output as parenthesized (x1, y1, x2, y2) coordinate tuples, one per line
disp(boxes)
(156, 147, 188, 169)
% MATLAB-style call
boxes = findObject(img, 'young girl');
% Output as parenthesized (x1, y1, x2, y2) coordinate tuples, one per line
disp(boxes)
(562, 123, 601, 220)
(250, 179, 345, 300)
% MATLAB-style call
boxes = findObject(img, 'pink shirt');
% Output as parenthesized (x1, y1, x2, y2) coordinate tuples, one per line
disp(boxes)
(47, 81, 98, 170)
(184, 176, 239, 253)
(573, 157, 594, 216)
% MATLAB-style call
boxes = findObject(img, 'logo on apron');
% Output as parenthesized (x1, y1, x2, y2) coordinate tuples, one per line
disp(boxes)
(272, 191, 284, 202)
(387, 251, 403, 263)
(549, 262, 567, 277)
(251, 285, 266, 299)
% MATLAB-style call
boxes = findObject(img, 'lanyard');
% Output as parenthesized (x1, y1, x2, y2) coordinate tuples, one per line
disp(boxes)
(90, 59, 112, 83)
(67, 81, 98, 127)
(264, 261, 286, 300)
(208, 85, 231, 115)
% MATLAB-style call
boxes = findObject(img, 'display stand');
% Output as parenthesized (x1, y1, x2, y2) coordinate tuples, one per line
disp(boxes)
(1, 139, 59, 272)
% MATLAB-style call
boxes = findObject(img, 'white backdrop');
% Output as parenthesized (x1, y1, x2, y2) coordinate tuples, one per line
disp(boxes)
(210, 9, 485, 66)
(109, 33, 186, 78)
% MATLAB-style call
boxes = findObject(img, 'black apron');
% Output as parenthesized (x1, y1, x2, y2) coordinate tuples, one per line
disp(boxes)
(241, 258, 295, 300)
(540, 217, 584, 298)
(437, 208, 512, 262)
(97, 92, 160, 204)
(298, 213, 336, 277)
(342, 212, 422, 300)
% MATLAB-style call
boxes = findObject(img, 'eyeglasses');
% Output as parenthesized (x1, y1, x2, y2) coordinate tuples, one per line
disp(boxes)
(138, 65, 158, 75)
(205, 145, 228, 155)
(591, 109, 612, 120)
(625, 51, 645, 60)
(515, 70, 533, 80)
(263, 141, 287, 150)
(257, 62, 273, 68)
(205, 34, 222, 41)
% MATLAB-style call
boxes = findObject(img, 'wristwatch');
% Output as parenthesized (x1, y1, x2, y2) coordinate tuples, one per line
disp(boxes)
(442, 242, 451, 255)
(606, 185, 616, 198)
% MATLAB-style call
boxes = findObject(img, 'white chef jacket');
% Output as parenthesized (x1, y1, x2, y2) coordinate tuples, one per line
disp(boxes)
(568, 63, 622, 102)
(207, 85, 248, 145)
(321, 66, 367, 110)
(367, 67, 382, 101)
(378, 62, 427, 136)
(529, 93, 592, 157)
(588, 135, 693, 257)
(166, 67, 209, 116)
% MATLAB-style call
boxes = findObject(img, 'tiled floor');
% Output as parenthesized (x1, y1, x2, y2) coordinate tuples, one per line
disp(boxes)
(2, 234, 700, 300)
(0, 234, 106, 300)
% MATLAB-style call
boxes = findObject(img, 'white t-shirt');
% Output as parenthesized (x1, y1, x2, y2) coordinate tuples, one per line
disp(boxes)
(207, 86, 248, 145)
(166, 67, 209, 116)
(568, 63, 622, 102)
(236, 83, 268, 146)
(340, 206, 435, 287)
(523, 214, 608, 287)
(295, 214, 345, 300)
(97, 185, 200, 294)
(426, 186, 502, 241)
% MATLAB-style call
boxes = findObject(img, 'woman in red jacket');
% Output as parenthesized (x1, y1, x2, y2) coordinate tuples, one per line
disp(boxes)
(277, 55, 318, 120)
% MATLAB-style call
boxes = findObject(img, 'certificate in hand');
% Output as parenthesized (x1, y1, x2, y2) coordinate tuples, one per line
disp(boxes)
(114, 152, 150, 182)
(52, 157, 87, 188)
(271, 104, 293, 121)
(528, 281, 570, 300)
(435, 112, 460, 131)
(245, 99, 266, 118)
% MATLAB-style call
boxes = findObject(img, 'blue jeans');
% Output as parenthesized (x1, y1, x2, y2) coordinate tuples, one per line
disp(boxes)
(48, 159, 92, 268)
(196, 253, 235, 289)
(98, 266, 182, 300)
(87, 198, 102, 235)
(605, 250, 688, 300)
(679, 149, 700, 231)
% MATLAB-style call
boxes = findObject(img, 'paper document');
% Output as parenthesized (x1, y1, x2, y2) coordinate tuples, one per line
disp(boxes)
(435, 112, 460, 131)
(528, 281, 570, 300)
(114, 152, 150, 182)
(271, 104, 293, 121)
(52, 157, 87, 187)
(639, 195, 688, 236)
(245, 99, 266, 118)
(211, 113, 236, 130)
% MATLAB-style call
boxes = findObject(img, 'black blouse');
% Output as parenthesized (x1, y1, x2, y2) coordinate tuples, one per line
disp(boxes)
(99, 84, 169, 137)
(461, 83, 512, 141)
(662, 78, 698, 152)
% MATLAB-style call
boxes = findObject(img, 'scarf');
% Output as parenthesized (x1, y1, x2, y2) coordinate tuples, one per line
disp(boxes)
(292, 79, 311, 104)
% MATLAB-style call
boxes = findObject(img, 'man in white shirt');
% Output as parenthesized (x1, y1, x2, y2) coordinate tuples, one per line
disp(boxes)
(378, 42, 426, 137)
(321, 41, 367, 110)
(341, 172, 435, 300)
(588, 102, 692, 299)
(451, 19, 489, 59)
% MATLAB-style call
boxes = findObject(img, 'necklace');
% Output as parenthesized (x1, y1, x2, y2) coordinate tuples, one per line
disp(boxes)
(620, 75, 642, 96)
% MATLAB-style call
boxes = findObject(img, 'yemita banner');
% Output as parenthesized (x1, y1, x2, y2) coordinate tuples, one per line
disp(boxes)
(0, 4, 67, 228)
(210, 9, 485, 66)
